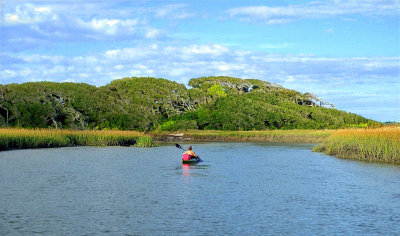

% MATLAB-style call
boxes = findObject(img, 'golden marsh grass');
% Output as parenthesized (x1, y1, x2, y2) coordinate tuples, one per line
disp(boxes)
(313, 127, 400, 164)
(0, 128, 155, 150)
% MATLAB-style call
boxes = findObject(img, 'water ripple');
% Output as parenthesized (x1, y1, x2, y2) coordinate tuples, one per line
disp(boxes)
(0, 145, 399, 235)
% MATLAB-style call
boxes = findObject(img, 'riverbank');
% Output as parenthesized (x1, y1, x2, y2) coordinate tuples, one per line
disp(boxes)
(151, 129, 332, 143)
(0, 129, 156, 151)
(313, 127, 400, 164)
(1, 128, 399, 165)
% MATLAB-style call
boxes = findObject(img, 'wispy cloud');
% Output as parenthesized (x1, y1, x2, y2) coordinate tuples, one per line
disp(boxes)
(2, 2, 163, 52)
(4, 4, 56, 25)
(325, 28, 335, 34)
(3, 43, 396, 83)
(76, 18, 140, 36)
(153, 4, 195, 20)
(227, 0, 400, 24)
(2, 43, 398, 120)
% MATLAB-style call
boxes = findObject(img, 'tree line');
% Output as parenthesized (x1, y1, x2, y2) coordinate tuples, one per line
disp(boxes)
(0, 76, 377, 131)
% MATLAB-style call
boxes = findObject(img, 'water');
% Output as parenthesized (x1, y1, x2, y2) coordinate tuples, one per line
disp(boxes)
(0, 143, 399, 235)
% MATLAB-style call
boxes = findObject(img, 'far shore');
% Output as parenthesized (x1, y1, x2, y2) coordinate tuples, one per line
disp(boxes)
(151, 129, 332, 143)
(0, 127, 398, 165)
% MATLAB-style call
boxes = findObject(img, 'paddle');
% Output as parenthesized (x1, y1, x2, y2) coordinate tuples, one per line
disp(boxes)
(175, 143, 202, 162)
(175, 143, 185, 150)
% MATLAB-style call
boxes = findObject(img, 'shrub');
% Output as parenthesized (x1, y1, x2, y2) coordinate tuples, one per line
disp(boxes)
(159, 120, 198, 131)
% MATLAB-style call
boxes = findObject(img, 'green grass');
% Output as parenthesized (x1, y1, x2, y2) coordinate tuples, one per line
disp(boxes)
(313, 127, 400, 164)
(3, 127, 398, 165)
(0, 129, 157, 151)
(134, 136, 157, 147)
(153, 129, 333, 143)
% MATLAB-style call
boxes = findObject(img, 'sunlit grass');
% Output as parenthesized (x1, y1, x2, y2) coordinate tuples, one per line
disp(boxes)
(0, 128, 156, 150)
(313, 127, 400, 164)
(155, 129, 333, 143)
(3, 127, 399, 164)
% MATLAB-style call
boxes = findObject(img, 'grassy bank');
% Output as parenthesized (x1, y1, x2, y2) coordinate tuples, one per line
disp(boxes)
(3, 128, 399, 165)
(153, 129, 333, 143)
(313, 127, 400, 164)
(0, 129, 156, 151)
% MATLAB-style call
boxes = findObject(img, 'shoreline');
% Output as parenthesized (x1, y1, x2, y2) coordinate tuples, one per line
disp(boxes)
(151, 129, 332, 143)
(0, 127, 398, 165)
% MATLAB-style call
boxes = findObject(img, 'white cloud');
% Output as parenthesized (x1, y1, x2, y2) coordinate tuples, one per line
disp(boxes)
(2, 42, 399, 121)
(23, 54, 65, 64)
(227, 0, 400, 24)
(4, 43, 398, 89)
(2, 2, 163, 51)
(48, 66, 66, 74)
(0, 70, 18, 79)
(181, 44, 230, 56)
(145, 28, 161, 39)
(114, 65, 124, 70)
(153, 4, 195, 20)
(4, 4, 57, 25)
(105, 50, 121, 58)
(76, 18, 139, 36)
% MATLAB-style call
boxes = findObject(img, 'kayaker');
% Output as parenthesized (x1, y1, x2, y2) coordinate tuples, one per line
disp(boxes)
(184, 145, 198, 159)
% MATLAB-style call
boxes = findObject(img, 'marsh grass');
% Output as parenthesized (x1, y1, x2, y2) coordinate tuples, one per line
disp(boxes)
(0, 129, 156, 151)
(155, 129, 332, 143)
(313, 127, 400, 164)
(134, 136, 157, 147)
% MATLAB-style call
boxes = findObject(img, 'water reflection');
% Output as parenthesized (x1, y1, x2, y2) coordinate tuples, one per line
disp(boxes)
(182, 164, 191, 177)
(181, 163, 210, 177)
(1, 144, 399, 235)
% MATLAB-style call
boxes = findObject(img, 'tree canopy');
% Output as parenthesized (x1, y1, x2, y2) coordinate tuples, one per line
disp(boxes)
(0, 76, 377, 131)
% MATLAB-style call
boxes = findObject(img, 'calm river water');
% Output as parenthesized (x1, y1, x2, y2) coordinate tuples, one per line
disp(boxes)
(0, 143, 399, 235)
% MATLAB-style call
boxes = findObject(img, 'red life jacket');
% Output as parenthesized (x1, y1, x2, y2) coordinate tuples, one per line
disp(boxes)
(182, 153, 191, 161)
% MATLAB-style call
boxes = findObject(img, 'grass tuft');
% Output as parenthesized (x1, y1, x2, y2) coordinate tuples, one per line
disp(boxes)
(134, 136, 157, 147)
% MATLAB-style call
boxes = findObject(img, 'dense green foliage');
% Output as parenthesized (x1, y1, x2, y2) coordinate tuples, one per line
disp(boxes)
(170, 76, 376, 130)
(0, 76, 377, 131)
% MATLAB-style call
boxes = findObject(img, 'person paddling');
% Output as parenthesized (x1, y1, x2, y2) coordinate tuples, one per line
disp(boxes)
(182, 145, 198, 161)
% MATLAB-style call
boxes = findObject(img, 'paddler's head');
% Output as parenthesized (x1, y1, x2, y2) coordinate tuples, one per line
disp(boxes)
(188, 145, 192, 150)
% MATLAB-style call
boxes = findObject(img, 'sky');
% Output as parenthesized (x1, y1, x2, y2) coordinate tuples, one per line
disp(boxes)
(0, 0, 399, 122)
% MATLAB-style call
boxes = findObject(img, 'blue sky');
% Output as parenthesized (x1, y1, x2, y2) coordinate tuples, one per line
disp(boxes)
(1, 0, 399, 122)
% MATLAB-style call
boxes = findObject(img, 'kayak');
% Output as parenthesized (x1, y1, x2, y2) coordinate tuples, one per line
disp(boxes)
(181, 158, 200, 164)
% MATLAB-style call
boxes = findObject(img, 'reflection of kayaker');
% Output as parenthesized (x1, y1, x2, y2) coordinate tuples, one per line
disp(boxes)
(182, 163, 190, 176)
